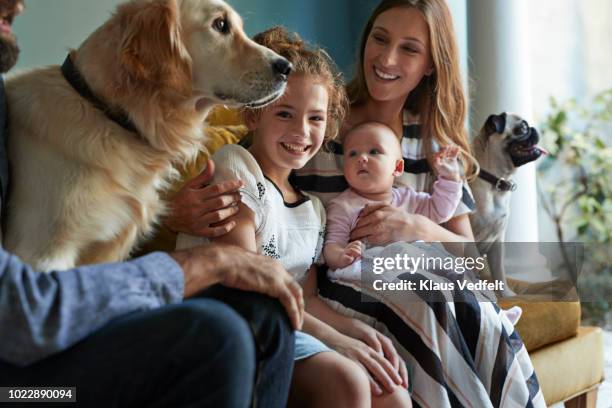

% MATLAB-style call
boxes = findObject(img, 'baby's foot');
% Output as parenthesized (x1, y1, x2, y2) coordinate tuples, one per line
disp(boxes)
(503, 306, 523, 325)
(434, 146, 461, 182)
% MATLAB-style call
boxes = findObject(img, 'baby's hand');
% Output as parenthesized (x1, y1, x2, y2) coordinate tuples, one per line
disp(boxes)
(339, 240, 363, 268)
(434, 146, 462, 182)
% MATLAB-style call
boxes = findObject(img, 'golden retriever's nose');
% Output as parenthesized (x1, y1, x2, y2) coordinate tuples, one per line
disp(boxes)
(272, 58, 292, 78)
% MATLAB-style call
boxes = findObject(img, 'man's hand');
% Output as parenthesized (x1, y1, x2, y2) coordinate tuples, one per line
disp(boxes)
(170, 244, 304, 330)
(164, 160, 243, 238)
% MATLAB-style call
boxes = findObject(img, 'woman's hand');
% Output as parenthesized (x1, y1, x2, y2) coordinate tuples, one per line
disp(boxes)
(164, 160, 243, 238)
(344, 319, 409, 388)
(330, 333, 404, 396)
(350, 204, 474, 255)
(349, 204, 427, 244)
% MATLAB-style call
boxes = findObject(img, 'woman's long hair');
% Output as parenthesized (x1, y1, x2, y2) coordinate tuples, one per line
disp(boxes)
(347, 0, 478, 180)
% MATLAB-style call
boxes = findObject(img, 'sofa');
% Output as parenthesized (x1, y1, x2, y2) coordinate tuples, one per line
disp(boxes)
(499, 296, 603, 407)
(141, 107, 605, 407)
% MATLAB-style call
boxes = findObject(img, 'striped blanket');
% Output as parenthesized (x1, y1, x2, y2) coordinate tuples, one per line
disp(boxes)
(317, 258, 546, 408)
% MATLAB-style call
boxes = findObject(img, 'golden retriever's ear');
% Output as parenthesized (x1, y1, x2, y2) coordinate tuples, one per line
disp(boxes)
(120, 0, 191, 95)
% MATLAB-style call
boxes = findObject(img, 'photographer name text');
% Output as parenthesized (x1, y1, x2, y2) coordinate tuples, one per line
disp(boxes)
(372, 279, 505, 292)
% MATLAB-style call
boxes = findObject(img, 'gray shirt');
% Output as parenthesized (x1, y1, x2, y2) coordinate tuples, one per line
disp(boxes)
(0, 249, 184, 366)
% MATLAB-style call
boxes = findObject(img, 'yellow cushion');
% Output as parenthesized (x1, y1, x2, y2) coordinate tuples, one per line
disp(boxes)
(498, 297, 580, 352)
(530, 326, 604, 405)
(206, 106, 243, 126)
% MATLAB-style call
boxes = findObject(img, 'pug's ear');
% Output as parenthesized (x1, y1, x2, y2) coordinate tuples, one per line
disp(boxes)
(484, 113, 507, 135)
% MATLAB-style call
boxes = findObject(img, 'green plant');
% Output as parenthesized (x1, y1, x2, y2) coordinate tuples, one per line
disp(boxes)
(537, 90, 612, 325)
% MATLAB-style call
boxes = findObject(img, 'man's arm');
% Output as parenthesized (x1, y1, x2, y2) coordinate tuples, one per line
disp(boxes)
(0, 242, 304, 367)
(0, 248, 184, 367)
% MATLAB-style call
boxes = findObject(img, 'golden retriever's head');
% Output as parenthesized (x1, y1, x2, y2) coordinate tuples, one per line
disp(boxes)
(91, 0, 290, 111)
(177, 0, 291, 108)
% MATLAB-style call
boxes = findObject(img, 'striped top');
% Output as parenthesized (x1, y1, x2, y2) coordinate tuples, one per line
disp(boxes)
(292, 110, 476, 217)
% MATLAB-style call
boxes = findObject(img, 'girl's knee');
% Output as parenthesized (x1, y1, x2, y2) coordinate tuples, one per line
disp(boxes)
(294, 352, 370, 407)
(373, 384, 412, 408)
(325, 353, 370, 406)
(337, 357, 370, 396)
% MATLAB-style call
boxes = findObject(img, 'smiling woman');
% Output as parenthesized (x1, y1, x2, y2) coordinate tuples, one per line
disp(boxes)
(291, 0, 547, 406)
(362, 7, 434, 107)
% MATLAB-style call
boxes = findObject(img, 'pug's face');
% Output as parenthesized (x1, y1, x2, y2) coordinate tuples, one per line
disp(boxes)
(482, 112, 547, 168)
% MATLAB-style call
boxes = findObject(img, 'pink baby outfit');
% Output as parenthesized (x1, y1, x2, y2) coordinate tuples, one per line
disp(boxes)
(325, 178, 462, 247)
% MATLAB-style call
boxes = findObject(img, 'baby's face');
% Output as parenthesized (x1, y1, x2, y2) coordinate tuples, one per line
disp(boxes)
(343, 125, 402, 195)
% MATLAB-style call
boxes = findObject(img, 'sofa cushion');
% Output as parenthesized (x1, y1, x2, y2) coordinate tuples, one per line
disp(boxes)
(207, 106, 243, 126)
(530, 326, 604, 405)
(498, 297, 580, 352)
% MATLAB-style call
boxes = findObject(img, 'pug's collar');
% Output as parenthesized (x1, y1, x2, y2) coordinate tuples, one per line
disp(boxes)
(478, 169, 517, 192)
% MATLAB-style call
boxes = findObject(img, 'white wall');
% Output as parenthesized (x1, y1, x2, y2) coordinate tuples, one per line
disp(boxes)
(12, 0, 124, 70)
(528, 0, 612, 241)
(529, 0, 612, 115)
(11, 0, 470, 78)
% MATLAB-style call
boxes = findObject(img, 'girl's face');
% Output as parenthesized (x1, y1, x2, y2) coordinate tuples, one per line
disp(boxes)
(247, 74, 329, 176)
(363, 7, 433, 104)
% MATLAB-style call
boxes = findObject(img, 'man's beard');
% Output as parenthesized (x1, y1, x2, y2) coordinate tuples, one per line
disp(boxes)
(0, 33, 19, 73)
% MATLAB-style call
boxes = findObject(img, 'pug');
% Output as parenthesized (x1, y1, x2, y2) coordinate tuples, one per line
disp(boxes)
(469, 113, 547, 297)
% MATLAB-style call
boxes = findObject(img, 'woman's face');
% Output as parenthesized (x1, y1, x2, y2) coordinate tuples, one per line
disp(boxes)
(363, 7, 433, 104)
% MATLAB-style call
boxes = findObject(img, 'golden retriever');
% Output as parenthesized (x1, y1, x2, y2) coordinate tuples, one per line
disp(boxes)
(4, 0, 290, 271)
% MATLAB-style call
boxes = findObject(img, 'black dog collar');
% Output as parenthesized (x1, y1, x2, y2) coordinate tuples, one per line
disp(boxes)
(478, 169, 517, 192)
(61, 55, 140, 135)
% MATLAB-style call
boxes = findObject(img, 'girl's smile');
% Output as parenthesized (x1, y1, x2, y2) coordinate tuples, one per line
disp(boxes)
(279, 142, 312, 155)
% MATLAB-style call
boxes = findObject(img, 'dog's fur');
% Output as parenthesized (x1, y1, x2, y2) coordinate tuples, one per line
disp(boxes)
(4, 0, 290, 271)
(469, 113, 546, 296)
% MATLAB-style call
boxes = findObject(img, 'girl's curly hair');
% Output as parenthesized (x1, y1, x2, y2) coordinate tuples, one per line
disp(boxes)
(247, 26, 349, 142)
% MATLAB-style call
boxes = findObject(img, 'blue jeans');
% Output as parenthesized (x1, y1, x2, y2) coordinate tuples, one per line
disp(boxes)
(0, 286, 294, 407)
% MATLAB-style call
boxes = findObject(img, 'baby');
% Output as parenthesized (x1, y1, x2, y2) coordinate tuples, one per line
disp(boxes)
(324, 121, 463, 270)
(323, 122, 523, 326)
